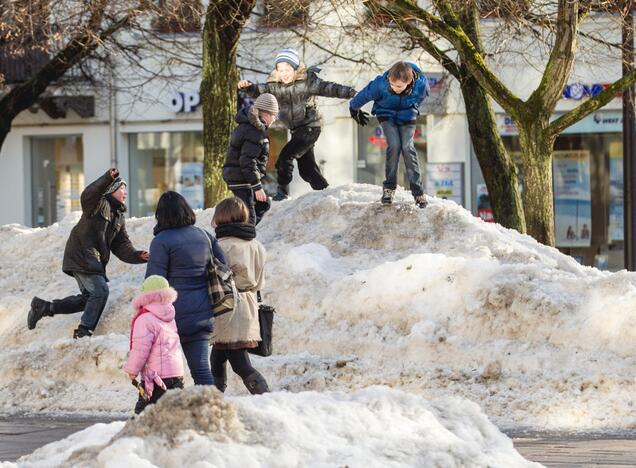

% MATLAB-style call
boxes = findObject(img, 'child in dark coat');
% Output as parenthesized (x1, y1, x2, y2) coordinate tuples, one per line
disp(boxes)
(223, 93, 279, 226)
(350, 61, 430, 208)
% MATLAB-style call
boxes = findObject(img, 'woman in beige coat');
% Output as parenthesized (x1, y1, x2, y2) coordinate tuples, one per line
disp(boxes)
(210, 197, 269, 394)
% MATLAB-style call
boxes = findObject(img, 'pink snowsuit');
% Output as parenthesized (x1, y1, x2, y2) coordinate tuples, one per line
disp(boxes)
(123, 287, 184, 396)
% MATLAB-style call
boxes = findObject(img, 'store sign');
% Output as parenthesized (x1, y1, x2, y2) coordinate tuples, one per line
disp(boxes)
(498, 111, 624, 135)
(562, 82, 611, 100)
(553, 150, 592, 248)
(425, 163, 464, 206)
(169, 91, 201, 113)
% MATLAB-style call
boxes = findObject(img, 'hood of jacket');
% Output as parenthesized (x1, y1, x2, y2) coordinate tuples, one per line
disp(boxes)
(132, 287, 178, 322)
(236, 106, 267, 131)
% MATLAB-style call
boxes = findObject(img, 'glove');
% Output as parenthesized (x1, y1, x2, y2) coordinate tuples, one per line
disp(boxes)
(350, 108, 369, 127)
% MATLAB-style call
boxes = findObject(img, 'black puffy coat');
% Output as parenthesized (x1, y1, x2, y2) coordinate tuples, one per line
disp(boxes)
(62, 171, 145, 279)
(222, 107, 269, 191)
(247, 65, 356, 131)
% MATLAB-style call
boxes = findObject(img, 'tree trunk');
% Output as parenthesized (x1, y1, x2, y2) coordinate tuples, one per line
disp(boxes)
(460, 72, 526, 232)
(200, 0, 255, 208)
(517, 121, 556, 246)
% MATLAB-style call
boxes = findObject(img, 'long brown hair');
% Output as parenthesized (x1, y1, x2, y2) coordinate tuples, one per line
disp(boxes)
(213, 197, 249, 226)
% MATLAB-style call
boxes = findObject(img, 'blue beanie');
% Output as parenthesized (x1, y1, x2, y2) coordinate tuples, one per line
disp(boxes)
(274, 48, 300, 70)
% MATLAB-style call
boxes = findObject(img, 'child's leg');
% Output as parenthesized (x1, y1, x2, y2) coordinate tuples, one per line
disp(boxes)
(295, 128, 328, 190)
(380, 121, 401, 191)
(231, 187, 257, 226)
(226, 349, 270, 394)
(254, 197, 271, 225)
(276, 127, 324, 191)
(133, 377, 183, 414)
(210, 347, 229, 392)
(398, 124, 424, 196)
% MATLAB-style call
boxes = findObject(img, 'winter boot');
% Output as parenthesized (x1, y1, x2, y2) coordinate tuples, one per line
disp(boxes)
(272, 185, 290, 201)
(27, 297, 52, 330)
(242, 371, 270, 395)
(213, 375, 227, 393)
(73, 324, 93, 339)
(414, 194, 428, 209)
(381, 188, 395, 205)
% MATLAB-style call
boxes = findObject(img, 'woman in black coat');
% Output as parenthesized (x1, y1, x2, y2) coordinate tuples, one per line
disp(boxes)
(238, 47, 356, 200)
(145, 191, 226, 385)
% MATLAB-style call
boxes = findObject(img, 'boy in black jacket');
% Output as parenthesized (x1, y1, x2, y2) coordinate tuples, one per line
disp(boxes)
(223, 93, 279, 225)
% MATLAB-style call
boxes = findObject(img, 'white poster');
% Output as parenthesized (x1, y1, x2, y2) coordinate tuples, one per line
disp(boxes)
(425, 163, 464, 206)
(176, 162, 204, 210)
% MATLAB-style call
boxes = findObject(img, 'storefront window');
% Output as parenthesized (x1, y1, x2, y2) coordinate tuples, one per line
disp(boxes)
(262, 126, 288, 195)
(31, 136, 84, 227)
(129, 132, 204, 217)
(356, 118, 427, 188)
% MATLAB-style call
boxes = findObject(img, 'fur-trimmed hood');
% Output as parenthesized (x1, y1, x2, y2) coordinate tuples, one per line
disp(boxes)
(236, 106, 267, 131)
(132, 287, 178, 322)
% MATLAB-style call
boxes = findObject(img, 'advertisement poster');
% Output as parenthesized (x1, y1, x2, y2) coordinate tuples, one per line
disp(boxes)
(608, 142, 624, 243)
(425, 163, 464, 206)
(176, 162, 204, 210)
(553, 150, 592, 247)
(476, 184, 494, 223)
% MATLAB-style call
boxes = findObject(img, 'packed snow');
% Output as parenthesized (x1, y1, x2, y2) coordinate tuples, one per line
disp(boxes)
(2, 183, 636, 464)
(1, 387, 540, 468)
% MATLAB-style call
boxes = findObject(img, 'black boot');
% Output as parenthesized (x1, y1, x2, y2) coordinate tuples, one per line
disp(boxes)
(242, 371, 270, 395)
(213, 375, 227, 393)
(381, 188, 395, 205)
(73, 324, 93, 339)
(272, 185, 289, 201)
(27, 297, 52, 330)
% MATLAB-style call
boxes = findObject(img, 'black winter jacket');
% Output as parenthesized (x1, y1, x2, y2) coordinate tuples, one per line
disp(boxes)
(222, 107, 269, 191)
(62, 171, 145, 279)
(246, 64, 356, 131)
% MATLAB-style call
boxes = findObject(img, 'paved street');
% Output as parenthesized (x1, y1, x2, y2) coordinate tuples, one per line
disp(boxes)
(2, 416, 636, 466)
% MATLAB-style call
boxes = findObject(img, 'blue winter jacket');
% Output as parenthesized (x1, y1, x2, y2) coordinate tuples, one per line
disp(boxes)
(350, 63, 429, 126)
(145, 225, 226, 343)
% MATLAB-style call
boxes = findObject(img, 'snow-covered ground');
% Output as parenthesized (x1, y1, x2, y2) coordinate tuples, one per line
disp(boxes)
(2, 184, 635, 465)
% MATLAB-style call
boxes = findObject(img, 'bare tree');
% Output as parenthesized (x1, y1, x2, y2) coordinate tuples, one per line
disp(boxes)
(367, 0, 636, 246)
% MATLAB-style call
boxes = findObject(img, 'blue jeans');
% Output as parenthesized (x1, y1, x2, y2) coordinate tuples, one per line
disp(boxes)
(181, 339, 214, 385)
(51, 272, 109, 331)
(380, 120, 424, 196)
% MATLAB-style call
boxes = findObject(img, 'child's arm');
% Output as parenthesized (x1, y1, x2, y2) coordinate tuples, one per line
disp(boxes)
(123, 316, 156, 377)
(307, 71, 356, 99)
(239, 81, 270, 98)
(349, 76, 382, 111)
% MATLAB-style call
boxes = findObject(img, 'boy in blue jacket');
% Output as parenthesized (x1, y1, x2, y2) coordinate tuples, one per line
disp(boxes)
(350, 61, 429, 208)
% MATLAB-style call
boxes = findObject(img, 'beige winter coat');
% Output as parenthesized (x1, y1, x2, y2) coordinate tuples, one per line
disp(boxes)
(212, 236, 266, 348)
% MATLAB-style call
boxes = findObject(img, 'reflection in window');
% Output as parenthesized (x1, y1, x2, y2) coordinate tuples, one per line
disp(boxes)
(129, 132, 204, 217)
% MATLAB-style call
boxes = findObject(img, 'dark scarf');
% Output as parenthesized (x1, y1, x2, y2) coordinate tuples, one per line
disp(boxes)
(106, 194, 127, 213)
(215, 223, 256, 241)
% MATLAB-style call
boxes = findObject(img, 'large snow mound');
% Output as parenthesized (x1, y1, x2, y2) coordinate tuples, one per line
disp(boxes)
(2, 386, 539, 468)
(1, 184, 635, 431)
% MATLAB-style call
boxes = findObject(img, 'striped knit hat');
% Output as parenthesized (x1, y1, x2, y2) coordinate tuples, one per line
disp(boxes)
(274, 48, 300, 70)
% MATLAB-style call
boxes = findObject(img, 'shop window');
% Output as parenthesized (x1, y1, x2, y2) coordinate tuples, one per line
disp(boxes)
(356, 118, 427, 189)
(259, 0, 310, 28)
(30, 136, 84, 227)
(153, 0, 202, 34)
(129, 132, 204, 217)
(262, 126, 289, 195)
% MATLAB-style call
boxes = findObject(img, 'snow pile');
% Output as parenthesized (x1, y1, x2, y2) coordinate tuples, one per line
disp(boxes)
(0, 184, 635, 431)
(2, 386, 540, 468)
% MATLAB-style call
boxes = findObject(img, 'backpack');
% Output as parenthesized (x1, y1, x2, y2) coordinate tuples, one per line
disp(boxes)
(199, 227, 238, 317)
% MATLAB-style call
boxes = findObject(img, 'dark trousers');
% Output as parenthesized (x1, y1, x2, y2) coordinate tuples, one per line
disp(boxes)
(181, 339, 214, 385)
(210, 347, 257, 381)
(380, 120, 424, 196)
(231, 186, 271, 226)
(134, 376, 184, 414)
(50, 272, 109, 331)
(276, 126, 328, 191)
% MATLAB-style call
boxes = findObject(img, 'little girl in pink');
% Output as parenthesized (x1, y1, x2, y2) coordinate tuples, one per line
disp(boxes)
(124, 275, 184, 414)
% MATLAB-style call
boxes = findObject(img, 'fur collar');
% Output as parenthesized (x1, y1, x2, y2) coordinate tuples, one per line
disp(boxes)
(247, 106, 267, 130)
(132, 287, 178, 310)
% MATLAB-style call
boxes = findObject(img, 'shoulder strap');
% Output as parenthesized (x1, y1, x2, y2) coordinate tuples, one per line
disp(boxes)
(196, 226, 214, 260)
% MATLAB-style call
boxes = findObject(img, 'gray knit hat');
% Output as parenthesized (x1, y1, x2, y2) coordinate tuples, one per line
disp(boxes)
(106, 177, 127, 195)
(253, 93, 279, 116)
(274, 48, 300, 70)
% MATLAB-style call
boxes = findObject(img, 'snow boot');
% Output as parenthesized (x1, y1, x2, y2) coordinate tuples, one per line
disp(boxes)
(242, 371, 270, 395)
(27, 297, 52, 330)
(414, 194, 428, 209)
(73, 324, 93, 339)
(272, 185, 290, 201)
(213, 375, 227, 393)
(381, 188, 395, 205)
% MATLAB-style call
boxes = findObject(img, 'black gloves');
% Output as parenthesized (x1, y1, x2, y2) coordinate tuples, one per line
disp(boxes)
(350, 108, 370, 127)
